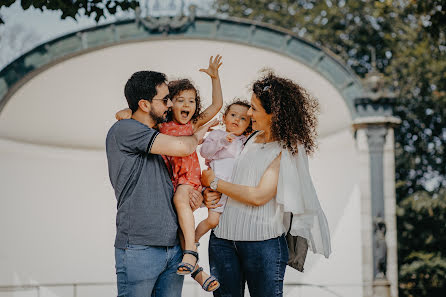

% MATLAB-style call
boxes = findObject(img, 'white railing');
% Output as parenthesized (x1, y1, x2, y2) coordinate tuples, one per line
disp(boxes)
(0, 281, 355, 297)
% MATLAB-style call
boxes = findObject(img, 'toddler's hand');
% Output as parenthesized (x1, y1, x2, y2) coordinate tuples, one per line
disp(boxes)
(203, 188, 222, 209)
(115, 108, 132, 120)
(199, 55, 223, 79)
(226, 133, 235, 143)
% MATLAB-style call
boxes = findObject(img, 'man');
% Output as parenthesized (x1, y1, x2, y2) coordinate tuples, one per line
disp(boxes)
(106, 71, 215, 297)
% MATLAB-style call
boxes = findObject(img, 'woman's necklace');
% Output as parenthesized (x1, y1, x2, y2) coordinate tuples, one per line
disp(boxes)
(258, 132, 269, 149)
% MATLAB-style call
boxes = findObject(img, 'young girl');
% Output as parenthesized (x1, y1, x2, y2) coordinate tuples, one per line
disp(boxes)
(116, 55, 223, 292)
(195, 99, 252, 243)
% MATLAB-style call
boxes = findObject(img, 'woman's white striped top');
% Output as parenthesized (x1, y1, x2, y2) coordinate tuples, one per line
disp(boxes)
(214, 138, 286, 241)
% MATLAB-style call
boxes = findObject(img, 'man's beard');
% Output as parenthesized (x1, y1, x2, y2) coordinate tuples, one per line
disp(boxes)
(149, 109, 168, 124)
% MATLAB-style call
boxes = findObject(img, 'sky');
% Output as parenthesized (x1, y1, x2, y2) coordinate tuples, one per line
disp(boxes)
(0, 0, 214, 69)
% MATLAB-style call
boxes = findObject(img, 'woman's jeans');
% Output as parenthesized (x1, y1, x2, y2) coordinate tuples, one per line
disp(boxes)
(115, 244, 184, 297)
(209, 231, 288, 297)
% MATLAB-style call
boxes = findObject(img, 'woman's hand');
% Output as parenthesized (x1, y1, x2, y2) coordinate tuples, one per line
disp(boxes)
(203, 188, 222, 209)
(199, 55, 222, 79)
(201, 168, 216, 188)
(115, 108, 132, 120)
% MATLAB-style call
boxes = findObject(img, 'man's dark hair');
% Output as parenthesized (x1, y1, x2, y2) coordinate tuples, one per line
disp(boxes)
(124, 71, 167, 113)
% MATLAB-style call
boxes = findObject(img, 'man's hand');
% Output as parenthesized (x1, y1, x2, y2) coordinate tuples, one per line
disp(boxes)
(199, 55, 223, 79)
(203, 188, 222, 209)
(201, 168, 216, 188)
(115, 108, 132, 120)
(189, 188, 204, 211)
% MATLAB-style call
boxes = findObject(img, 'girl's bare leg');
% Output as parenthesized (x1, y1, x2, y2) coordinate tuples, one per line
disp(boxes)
(174, 185, 197, 271)
(195, 210, 221, 243)
(174, 185, 219, 288)
(178, 229, 185, 250)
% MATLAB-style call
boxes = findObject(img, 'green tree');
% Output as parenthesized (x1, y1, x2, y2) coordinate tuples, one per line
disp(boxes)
(0, 0, 139, 24)
(397, 190, 446, 296)
(214, 1, 446, 296)
(405, 0, 446, 42)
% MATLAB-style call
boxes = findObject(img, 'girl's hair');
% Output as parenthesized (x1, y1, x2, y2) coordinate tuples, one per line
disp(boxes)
(167, 79, 202, 123)
(252, 71, 319, 155)
(223, 98, 252, 136)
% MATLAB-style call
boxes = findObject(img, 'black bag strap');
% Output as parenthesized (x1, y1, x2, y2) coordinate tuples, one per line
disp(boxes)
(288, 213, 293, 233)
(243, 130, 260, 146)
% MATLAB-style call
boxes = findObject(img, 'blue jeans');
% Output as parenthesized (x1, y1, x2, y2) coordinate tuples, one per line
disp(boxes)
(115, 244, 184, 297)
(208, 232, 288, 297)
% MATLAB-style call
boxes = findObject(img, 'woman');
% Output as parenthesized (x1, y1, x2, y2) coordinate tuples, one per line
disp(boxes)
(201, 72, 331, 297)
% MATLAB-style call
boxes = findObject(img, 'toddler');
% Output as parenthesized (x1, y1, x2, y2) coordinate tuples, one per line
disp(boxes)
(196, 99, 252, 242)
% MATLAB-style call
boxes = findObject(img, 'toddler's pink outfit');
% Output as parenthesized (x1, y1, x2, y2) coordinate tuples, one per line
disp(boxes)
(200, 129, 246, 213)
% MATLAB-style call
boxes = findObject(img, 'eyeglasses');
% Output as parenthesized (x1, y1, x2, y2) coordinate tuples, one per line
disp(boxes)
(151, 96, 172, 105)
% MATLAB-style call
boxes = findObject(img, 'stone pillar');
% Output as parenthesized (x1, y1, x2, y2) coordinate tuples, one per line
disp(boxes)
(366, 125, 394, 297)
(352, 64, 402, 297)
(355, 119, 399, 297)
(356, 128, 374, 297)
(366, 126, 388, 224)
(366, 125, 392, 297)
(383, 129, 399, 297)
(353, 65, 401, 297)
(353, 93, 401, 297)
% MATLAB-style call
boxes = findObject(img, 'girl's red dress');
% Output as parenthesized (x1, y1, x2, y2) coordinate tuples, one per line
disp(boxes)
(159, 121, 202, 191)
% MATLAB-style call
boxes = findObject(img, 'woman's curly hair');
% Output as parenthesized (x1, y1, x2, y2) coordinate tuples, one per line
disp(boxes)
(167, 79, 202, 123)
(252, 72, 319, 155)
(223, 98, 253, 136)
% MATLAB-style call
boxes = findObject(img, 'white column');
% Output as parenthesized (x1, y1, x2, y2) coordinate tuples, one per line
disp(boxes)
(383, 129, 398, 297)
(356, 128, 374, 297)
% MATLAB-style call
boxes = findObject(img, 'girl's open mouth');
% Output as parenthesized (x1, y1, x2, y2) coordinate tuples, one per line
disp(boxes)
(181, 111, 190, 118)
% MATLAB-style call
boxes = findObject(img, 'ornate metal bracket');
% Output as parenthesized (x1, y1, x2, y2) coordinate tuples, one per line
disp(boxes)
(373, 216, 387, 278)
(135, 5, 196, 34)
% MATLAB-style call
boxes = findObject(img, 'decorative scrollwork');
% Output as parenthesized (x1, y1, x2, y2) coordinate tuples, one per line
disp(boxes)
(135, 5, 196, 34)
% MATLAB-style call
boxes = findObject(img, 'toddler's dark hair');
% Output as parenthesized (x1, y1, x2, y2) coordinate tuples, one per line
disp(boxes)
(223, 98, 252, 136)
(167, 79, 202, 123)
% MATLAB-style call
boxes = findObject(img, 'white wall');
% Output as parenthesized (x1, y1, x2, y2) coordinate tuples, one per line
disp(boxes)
(0, 39, 350, 149)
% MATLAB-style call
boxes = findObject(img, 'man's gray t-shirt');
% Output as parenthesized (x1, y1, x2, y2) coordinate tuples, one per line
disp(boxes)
(106, 119, 178, 248)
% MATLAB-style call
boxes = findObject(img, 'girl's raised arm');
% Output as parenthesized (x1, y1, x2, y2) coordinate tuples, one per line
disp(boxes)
(194, 55, 223, 130)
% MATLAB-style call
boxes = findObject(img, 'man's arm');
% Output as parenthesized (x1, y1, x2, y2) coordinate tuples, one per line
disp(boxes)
(151, 119, 218, 157)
